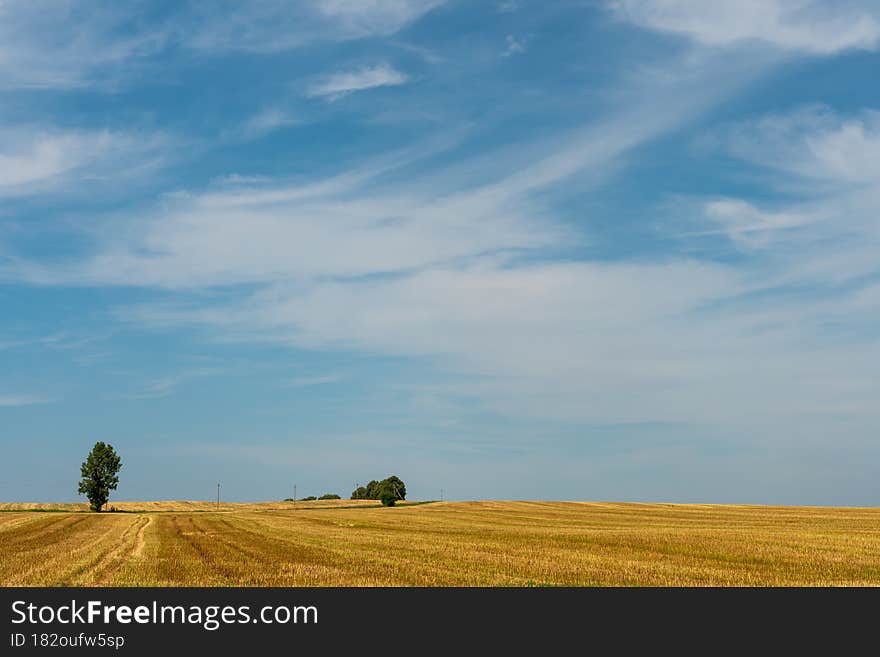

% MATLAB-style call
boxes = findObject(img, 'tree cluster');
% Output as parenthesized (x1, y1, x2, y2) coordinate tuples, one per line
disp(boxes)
(350, 476, 406, 506)
(283, 493, 340, 502)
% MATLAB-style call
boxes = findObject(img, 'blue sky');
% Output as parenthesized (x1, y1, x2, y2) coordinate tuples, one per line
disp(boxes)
(1, 1, 879, 504)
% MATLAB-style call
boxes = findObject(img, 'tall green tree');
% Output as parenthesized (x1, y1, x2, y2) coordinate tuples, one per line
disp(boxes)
(77, 442, 122, 512)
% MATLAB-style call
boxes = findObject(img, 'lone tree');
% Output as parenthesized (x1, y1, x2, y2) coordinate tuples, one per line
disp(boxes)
(77, 442, 122, 512)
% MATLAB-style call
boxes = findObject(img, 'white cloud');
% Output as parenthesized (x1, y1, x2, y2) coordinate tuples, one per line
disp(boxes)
(501, 34, 525, 57)
(614, 0, 880, 54)
(690, 107, 880, 284)
(9, 41, 876, 431)
(0, 1, 443, 88)
(10, 51, 753, 290)
(306, 64, 409, 100)
(0, 131, 110, 191)
(185, 0, 443, 53)
(237, 108, 301, 140)
(60, 176, 557, 288)
(315, 0, 444, 39)
(0, 127, 168, 197)
(700, 198, 822, 248)
(724, 106, 880, 186)
(117, 256, 880, 426)
(0, 1, 166, 89)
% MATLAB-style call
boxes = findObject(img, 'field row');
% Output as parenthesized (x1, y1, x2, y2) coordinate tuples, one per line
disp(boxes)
(2, 501, 880, 586)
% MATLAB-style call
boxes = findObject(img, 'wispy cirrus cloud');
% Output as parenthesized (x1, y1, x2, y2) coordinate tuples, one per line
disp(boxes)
(235, 108, 302, 140)
(696, 198, 823, 249)
(0, 1, 442, 89)
(184, 0, 444, 53)
(721, 106, 880, 187)
(25, 49, 858, 429)
(0, 1, 167, 89)
(684, 106, 880, 276)
(0, 6, 875, 433)
(614, 0, 880, 54)
(0, 130, 118, 192)
(6, 49, 761, 289)
(0, 127, 170, 198)
(306, 64, 409, 100)
(315, 0, 445, 39)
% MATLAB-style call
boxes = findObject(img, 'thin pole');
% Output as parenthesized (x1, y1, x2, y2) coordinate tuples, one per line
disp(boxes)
(216, 482, 220, 510)
(294, 484, 297, 511)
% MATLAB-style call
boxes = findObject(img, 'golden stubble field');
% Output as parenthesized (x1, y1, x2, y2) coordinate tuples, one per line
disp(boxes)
(0, 499, 382, 513)
(2, 501, 879, 586)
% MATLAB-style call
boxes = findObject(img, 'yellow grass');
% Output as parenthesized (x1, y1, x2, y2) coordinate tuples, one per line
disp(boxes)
(2, 501, 880, 586)
(0, 499, 385, 512)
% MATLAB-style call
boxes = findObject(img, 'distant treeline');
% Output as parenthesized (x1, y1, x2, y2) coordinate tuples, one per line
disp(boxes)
(283, 493, 341, 501)
(350, 476, 406, 506)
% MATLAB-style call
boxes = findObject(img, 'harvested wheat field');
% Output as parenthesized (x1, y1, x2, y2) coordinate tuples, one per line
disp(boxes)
(2, 501, 880, 586)
(0, 499, 386, 513)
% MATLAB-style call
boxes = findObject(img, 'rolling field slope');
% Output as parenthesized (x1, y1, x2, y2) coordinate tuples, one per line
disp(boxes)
(0, 499, 386, 512)
(2, 501, 879, 586)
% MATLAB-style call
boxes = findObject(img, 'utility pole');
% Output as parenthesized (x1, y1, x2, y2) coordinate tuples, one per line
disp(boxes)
(293, 484, 297, 511)
(441, 488, 444, 502)
(216, 482, 220, 510)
